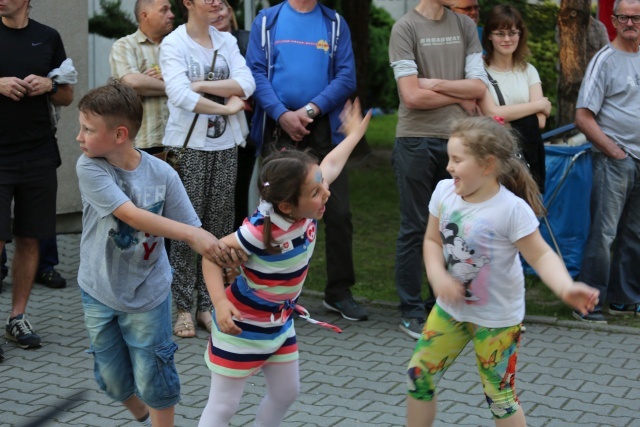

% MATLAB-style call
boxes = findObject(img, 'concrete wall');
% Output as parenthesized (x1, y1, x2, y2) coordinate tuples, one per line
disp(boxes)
(29, 1, 88, 232)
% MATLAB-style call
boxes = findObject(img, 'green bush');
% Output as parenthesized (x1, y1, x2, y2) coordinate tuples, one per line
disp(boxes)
(88, 0, 136, 39)
(368, 5, 399, 110)
(525, 0, 559, 130)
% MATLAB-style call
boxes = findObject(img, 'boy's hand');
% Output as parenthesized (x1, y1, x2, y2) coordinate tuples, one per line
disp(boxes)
(213, 245, 248, 269)
(188, 228, 227, 264)
(339, 98, 371, 138)
(214, 299, 243, 335)
(562, 282, 600, 315)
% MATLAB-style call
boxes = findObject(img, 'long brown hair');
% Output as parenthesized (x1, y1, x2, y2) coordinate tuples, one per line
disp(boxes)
(258, 148, 318, 253)
(450, 117, 545, 216)
(482, 5, 530, 71)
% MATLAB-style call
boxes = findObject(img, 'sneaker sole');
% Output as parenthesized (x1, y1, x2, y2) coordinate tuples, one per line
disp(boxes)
(398, 324, 422, 340)
(322, 300, 368, 321)
(4, 331, 42, 349)
(571, 311, 607, 324)
(608, 310, 639, 317)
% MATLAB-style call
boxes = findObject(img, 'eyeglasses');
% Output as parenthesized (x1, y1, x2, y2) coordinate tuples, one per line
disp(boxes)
(490, 30, 522, 38)
(203, 0, 225, 4)
(613, 14, 640, 24)
(452, 5, 480, 12)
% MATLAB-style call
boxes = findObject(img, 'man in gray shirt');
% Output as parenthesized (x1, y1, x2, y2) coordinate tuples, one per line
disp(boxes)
(574, 0, 640, 323)
(389, 0, 487, 339)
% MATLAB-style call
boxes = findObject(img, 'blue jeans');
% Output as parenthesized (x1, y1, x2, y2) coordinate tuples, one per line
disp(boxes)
(580, 153, 640, 307)
(81, 290, 180, 409)
(392, 137, 450, 319)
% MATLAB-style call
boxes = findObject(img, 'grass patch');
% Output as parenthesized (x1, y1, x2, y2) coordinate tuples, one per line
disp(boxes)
(305, 113, 639, 328)
(364, 112, 397, 149)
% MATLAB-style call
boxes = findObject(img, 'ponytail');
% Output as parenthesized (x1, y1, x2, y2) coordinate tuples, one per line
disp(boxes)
(500, 157, 546, 216)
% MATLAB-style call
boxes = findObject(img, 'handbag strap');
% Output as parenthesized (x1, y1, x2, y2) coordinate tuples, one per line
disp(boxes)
(181, 50, 218, 149)
(485, 71, 506, 107)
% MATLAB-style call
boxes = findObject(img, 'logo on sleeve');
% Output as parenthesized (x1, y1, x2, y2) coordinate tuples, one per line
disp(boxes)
(306, 222, 316, 243)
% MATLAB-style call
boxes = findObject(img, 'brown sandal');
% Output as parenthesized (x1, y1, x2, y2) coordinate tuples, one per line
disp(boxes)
(173, 311, 196, 338)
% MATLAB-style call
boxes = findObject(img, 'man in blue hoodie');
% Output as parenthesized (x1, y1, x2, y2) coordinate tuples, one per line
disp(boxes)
(246, 0, 367, 321)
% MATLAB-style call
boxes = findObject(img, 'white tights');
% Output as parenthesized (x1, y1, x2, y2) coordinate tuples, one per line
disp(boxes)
(198, 361, 300, 427)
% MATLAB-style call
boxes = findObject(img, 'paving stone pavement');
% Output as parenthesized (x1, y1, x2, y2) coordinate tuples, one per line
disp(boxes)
(1, 234, 639, 426)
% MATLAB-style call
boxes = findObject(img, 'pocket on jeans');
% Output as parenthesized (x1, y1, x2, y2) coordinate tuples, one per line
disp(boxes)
(155, 340, 180, 397)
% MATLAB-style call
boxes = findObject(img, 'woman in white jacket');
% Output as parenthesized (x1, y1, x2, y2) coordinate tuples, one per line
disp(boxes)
(160, 0, 255, 338)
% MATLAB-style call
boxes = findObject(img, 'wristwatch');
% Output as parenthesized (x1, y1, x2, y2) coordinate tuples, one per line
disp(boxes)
(49, 79, 58, 94)
(305, 103, 316, 119)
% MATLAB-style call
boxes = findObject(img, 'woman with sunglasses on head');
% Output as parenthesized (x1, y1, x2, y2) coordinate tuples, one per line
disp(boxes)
(159, 0, 255, 338)
(478, 5, 551, 192)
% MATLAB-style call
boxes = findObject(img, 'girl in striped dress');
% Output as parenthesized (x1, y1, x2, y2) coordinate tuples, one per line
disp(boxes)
(198, 100, 371, 427)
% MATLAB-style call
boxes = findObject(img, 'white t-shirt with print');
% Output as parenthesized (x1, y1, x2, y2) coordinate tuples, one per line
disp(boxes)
(428, 179, 539, 327)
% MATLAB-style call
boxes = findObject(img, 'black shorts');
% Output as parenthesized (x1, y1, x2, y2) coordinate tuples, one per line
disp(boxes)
(0, 157, 58, 241)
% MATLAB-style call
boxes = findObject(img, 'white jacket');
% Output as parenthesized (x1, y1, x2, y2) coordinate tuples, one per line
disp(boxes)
(159, 24, 255, 149)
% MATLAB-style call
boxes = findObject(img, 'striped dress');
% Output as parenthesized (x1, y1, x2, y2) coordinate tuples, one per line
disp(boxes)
(205, 211, 317, 378)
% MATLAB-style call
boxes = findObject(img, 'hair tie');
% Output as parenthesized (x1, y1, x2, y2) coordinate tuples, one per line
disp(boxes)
(263, 181, 270, 187)
(492, 116, 505, 126)
(257, 199, 274, 218)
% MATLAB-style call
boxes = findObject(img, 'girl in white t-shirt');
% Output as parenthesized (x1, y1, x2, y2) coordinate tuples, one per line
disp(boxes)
(478, 5, 551, 191)
(406, 117, 599, 427)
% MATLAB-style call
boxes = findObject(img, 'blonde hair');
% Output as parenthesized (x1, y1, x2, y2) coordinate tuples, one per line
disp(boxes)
(450, 117, 546, 216)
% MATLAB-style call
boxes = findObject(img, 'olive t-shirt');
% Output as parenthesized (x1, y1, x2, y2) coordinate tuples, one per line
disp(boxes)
(389, 9, 482, 138)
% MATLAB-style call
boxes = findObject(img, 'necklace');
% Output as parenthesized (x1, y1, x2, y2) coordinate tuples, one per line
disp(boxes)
(489, 63, 513, 73)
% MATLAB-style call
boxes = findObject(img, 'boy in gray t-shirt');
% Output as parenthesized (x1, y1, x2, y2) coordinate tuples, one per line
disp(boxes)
(75, 80, 240, 427)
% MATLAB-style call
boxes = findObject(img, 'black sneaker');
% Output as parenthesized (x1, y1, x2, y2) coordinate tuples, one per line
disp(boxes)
(572, 310, 607, 324)
(399, 318, 425, 340)
(0, 344, 4, 363)
(323, 298, 368, 321)
(609, 303, 640, 316)
(35, 269, 67, 289)
(5, 314, 42, 349)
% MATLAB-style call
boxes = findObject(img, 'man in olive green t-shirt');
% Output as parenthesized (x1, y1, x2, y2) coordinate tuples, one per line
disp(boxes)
(389, 0, 488, 340)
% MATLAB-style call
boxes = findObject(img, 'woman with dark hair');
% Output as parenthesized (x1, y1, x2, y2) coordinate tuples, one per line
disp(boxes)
(478, 5, 551, 192)
(159, 0, 255, 338)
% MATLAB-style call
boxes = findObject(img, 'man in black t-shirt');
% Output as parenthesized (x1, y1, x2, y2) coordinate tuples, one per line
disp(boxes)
(0, 0, 74, 358)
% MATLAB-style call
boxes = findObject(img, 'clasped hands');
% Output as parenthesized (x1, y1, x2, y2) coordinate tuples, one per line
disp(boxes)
(0, 75, 53, 101)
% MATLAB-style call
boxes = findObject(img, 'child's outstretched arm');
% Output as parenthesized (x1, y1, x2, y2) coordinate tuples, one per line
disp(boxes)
(517, 230, 599, 315)
(319, 98, 371, 185)
(112, 201, 244, 266)
(423, 214, 466, 305)
(202, 233, 245, 335)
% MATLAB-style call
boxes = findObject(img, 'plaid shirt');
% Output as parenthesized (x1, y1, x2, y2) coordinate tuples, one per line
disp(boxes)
(109, 29, 169, 149)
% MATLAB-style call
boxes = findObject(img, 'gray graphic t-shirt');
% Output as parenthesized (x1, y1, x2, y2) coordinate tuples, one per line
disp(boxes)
(76, 151, 201, 313)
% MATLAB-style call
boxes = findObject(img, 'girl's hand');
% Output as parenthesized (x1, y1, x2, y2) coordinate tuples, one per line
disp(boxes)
(225, 95, 245, 115)
(432, 274, 466, 306)
(537, 97, 552, 117)
(191, 81, 202, 93)
(561, 281, 600, 315)
(214, 299, 243, 335)
(339, 98, 371, 137)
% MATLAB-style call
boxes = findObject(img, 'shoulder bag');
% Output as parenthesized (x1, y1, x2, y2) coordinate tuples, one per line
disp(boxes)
(486, 71, 546, 192)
